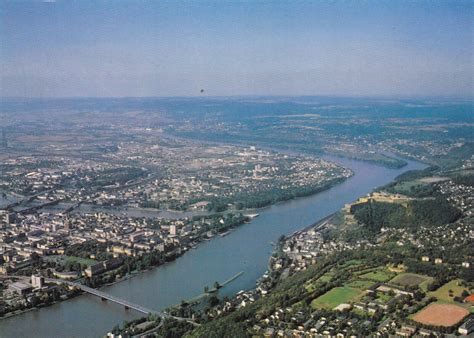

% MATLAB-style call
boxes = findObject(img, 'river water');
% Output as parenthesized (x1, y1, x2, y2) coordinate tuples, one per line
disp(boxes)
(0, 155, 425, 338)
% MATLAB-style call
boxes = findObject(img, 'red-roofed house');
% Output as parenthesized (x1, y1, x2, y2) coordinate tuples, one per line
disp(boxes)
(464, 294, 474, 303)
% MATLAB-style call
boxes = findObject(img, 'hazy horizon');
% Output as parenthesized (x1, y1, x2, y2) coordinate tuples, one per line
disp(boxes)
(1, 1, 473, 98)
(1, 94, 473, 101)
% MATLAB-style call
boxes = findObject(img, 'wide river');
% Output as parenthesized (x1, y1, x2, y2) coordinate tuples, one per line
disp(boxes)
(0, 155, 425, 338)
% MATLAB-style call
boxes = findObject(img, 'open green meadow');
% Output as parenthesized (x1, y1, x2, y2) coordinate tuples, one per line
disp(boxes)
(43, 255, 97, 267)
(428, 279, 469, 303)
(359, 269, 394, 282)
(389, 180, 429, 195)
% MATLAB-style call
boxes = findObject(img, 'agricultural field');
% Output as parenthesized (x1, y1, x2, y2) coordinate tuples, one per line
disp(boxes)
(412, 303, 469, 327)
(311, 286, 363, 309)
(418, 176, 449, 183)
(428, 279, 470, 303)
(389, 273, 433, 291)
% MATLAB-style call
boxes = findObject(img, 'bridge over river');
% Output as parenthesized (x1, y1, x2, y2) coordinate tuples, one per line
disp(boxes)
(45, 278, 198, 325)
(45, 278, 159, 315)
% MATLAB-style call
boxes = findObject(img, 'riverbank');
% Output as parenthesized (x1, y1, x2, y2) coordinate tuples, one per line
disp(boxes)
(0, 290, 83, 320)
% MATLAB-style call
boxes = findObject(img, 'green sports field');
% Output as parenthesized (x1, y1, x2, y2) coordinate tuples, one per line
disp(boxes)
(311, 287, 362, 309)
(359, 269, 394, 282)
(389, 273, 433, 291)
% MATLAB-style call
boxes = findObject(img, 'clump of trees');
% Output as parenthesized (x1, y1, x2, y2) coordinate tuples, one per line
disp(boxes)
(352, 198, 461, 233)
(64, 241, 109, 260)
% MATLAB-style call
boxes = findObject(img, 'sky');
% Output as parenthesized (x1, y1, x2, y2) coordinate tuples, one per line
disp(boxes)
(1, 1, 473, 98)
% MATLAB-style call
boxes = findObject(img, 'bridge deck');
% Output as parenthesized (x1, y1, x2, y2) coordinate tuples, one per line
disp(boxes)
(45, 278, 199, 326)
(80, 285, 158, 315)
(46, 278, 161, 315)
